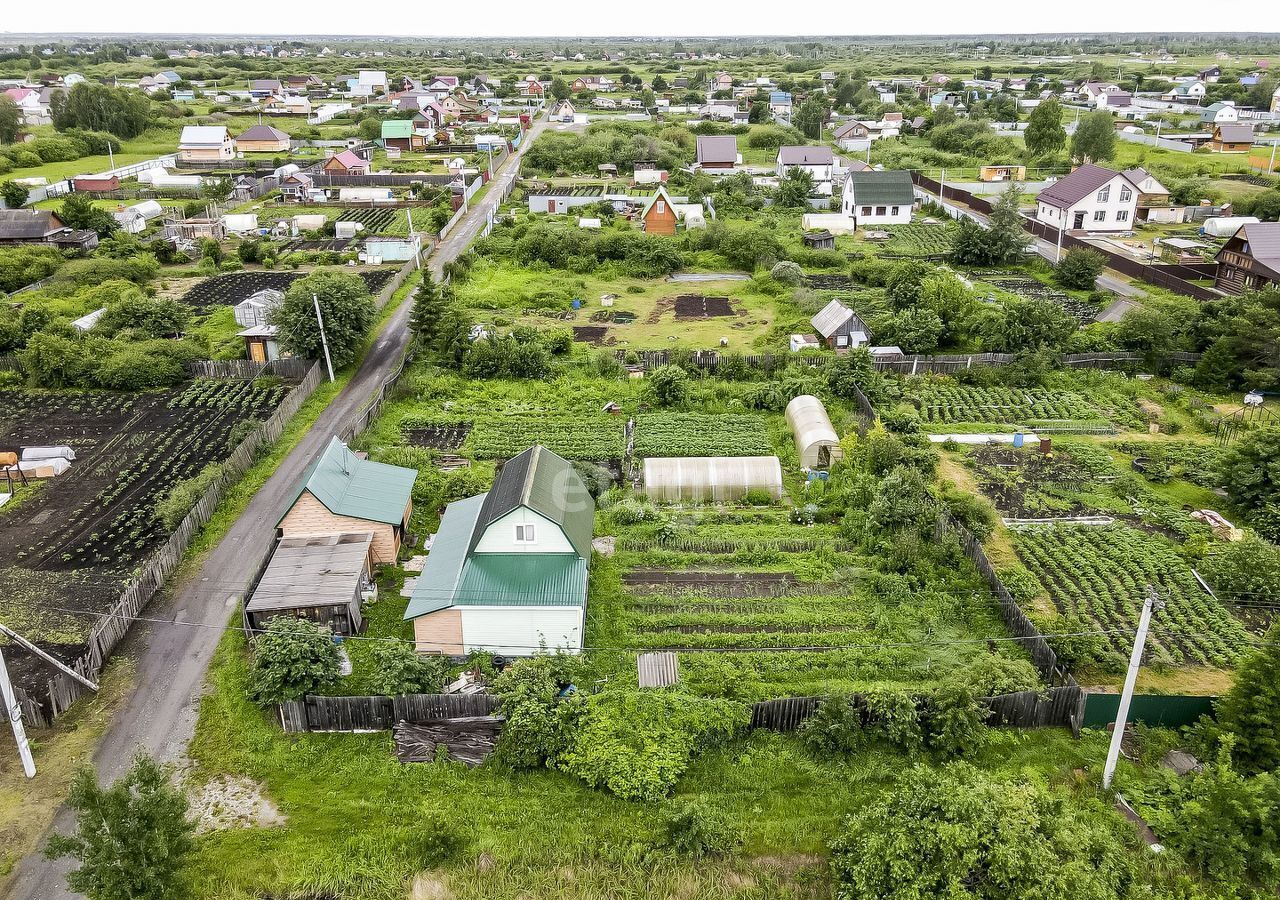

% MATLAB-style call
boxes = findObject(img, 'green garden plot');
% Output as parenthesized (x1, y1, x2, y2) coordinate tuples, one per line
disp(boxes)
(633, 413, 774, 457)
(468, 416, 625, 460)
(907, 383, 1134, 431)
(1013, 524, 1249, 670)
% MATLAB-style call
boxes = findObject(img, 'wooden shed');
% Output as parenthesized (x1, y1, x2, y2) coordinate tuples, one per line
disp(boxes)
(245, 532, 373, 635)
(802, 229, 834, 250)
(277, 437, 416, 564)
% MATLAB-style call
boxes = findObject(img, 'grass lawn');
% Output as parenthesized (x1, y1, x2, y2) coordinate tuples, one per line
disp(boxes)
(454, 259, 782, 352)
(183, 624, 1128, 900)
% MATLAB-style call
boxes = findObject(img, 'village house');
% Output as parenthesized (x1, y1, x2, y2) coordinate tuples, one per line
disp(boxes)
(1161, 82, 1206, 102)
(235, 124, 290, 153)
(277, 436, 416, 565)
(811, 298, 871, 350)
(1209, 123, 1255, 153)
(0, 209, 98, 251)
(1121, 167, 1174, 221)
(403, 445, 593, 656)
(695, 134, 739, 172)
(261, 95, 312, 116)
(279, 171, 317, 202)
(249, 79, 282, 98)
(322, 149, 369, 176)
(1215, 222, 1280, 294)
(1199, 102, 1240, 125)
(840, 170, 915, 227)
(1035, 164, 1141, 233)
(639, 186, 679, 235)
(178, 125, 235, 162)
(548, 99, 576, 122)
(381, 119, 422, 151)
(776, 145, 835, 194)
(832, 120, 871, 151)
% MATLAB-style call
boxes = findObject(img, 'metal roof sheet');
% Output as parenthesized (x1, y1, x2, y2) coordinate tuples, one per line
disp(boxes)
(237, 124, 290, 142)
(179, 125, 230, 146)
(844, 169, 914, 206)
(247, 532, 371, 614)
(811, 298, 853, 337)
(403, 493, 485, 618)
(282, 436, 415, 526)
(455, 554, 587, 607)
(696, 134, 738, 165)
(778, 145, 834, 166)
(381, 119, 415, 139)
(1037, 165, 1135, 210)
(470, 446, 593, 558)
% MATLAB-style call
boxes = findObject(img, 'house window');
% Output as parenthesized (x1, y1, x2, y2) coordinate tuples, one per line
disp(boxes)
(861, 206, 872, 216)
(890, 206, 900, 215)
(1116, 210, 1129, 222)
(515, 524, 536, 543)
(656, 200, 666, 214)
(1119, 187, 1132, 202)
(1094, 210, 1106, 222)
(1097, 186, 1110, 202)
(875, 206, 886, 215)
(836, 335, 849, 347)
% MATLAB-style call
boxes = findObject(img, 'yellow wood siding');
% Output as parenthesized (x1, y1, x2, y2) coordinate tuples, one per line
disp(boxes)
(238, 139, 290, 153)
(414, 609, 464, 655)
(278, 490, 401, 563)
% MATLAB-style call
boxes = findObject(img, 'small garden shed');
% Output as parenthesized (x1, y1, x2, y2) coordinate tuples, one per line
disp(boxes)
(245, 532, 373, 635)
(785, 395, 843, 469)
(643, 456, 783, 503)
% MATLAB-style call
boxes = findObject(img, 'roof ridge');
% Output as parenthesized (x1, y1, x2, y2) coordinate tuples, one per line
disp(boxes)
(521, 445, 541, 507)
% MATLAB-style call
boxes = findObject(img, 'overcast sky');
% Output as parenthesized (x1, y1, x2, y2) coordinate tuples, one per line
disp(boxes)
(4, 1, 1280, 40)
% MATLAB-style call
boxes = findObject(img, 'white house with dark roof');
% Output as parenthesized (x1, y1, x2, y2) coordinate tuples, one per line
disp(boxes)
(776, 145, 835, 194)
(178, 126, 235, 162)
(1035, 165, 1141, 233)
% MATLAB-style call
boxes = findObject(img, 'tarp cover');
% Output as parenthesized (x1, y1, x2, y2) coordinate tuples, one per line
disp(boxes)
(22, 446, 76, 461)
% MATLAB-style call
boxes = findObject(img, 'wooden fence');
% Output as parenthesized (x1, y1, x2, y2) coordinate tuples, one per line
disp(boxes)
(279, 693, 501, 733)
(935, 510, 1074, 687)
(750, 685, 1084, 733)
(613, 348, 1198, 377)
(281, 685, 1084, 735)
(29, 362, 324, 721)
(188, 357, 316, 379)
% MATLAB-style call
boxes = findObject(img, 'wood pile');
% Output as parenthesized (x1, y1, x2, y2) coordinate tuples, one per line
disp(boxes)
(393, 716, 505, 766)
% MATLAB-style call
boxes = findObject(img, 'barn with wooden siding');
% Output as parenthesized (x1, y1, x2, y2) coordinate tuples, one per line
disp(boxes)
(277, 437, 416, 564)
(245, 532, 374, 635)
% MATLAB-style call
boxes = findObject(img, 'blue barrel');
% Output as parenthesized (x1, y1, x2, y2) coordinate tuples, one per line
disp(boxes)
(571, 299, 581, 310)
(1012, 432, 1025, 448)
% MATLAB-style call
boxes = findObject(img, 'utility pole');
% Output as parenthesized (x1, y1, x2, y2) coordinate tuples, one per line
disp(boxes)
(0, 641, 36, 778)
(312, 293, 335, 382)
(1102, 586, 1161, 790)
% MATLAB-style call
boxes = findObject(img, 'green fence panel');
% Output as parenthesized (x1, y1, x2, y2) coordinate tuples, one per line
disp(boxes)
(1082, 693, 1217, 729)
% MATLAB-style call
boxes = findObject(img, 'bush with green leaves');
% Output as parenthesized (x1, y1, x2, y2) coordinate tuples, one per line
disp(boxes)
(1200, 538, 1280, 609)
(1217, 624, 1280, 774)
(660, 798, 742, 857)
(648, 364, 691, 407)
(558, 690, 749, 801)
(830, 764, 1140, 900)
(489, 654, 583, 770)
(248, 617, 342, 705)
(1054, 248, 1106, 290)
(799, 694, 866, 755)
(272, 270, 376, 370)
(364, 642, 450, 695)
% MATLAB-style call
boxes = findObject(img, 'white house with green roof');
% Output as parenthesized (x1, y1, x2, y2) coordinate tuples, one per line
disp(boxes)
(404, 445, 593, 657)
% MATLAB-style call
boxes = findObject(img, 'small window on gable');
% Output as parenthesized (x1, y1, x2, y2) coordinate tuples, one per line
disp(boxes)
(656, 200, 666, 214)
(515, 523, 536, 543)
(1097, 185, 1110, 203)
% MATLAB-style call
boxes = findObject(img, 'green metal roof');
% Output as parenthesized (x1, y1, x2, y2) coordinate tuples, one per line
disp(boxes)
(382, 119, 415, 139)
(845, 170, 914, 207)
(282, 436, 416, 527)
(455, 554, 587, 607)
(470, 446, 594, 558)
(403, 493, 485, 618)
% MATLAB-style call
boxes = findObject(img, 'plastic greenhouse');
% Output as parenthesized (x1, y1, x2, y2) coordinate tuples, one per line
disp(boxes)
(642, 457, 783, 503)
(785, 395, 843, 469)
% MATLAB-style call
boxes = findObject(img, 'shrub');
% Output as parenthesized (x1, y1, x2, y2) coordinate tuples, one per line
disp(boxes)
(741, 488, 774, 506)
(364, 642, 449, 695)
(1054, 248, 1106, 290)
(648, 364, 690, 406)
(247, 618, 342, 705)
(94, 348, 186, 390)
(1217, 623, 1280, 773)
(799, 694, 865, 755)
(489, 655, 582, 770)
(154, 463, 225, 531)
(660, 799, 742, 857)
(923, 683, 987, 756)
(558, 691, 748, 801)
(769, 260, 803, 285)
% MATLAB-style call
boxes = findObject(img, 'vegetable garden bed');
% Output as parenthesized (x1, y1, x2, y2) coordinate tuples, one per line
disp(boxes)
(182, 270, 395, 310)
(908, 383, 1132, 430)
(0, 378, 292, 685)
(1013, 524, 1249, 669)
(633, 413, 773, 457)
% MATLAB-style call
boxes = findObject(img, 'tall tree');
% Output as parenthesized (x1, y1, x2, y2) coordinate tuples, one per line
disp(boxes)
(1218, 621, 1280, 773)
(50, 82, 151, 138)
(1024, 97, 1066, 156)
(45, 755, 194, 900)
(271, 270, 376, 369)
(791, 98, 827, 139)
(409, 274, 445, 347)
(0, 96, 21, 143)
(1070, 110, 1117, 164)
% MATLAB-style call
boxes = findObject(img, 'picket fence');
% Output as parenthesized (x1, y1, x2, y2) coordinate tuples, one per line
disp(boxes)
(17, 362, 324, 723)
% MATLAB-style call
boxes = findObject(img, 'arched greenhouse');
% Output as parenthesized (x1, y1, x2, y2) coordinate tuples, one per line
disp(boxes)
(642, 456, 783, 503)
(785, 395, 843, 469)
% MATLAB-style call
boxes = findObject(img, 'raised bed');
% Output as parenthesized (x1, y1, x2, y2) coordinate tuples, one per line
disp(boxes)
(673, 295, 735, 318)
(182, 270, 396, 309)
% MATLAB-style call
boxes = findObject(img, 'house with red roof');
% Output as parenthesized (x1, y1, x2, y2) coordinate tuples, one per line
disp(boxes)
(322, 149, 369, 175)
